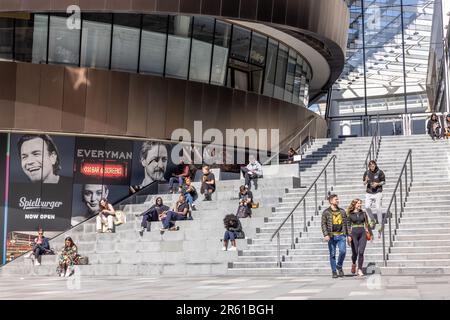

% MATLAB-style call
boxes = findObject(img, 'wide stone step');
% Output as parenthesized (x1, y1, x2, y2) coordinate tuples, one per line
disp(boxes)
(380, 266, 450, 275)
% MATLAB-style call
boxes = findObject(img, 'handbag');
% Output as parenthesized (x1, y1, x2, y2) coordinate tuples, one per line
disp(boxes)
(364, 212, 373, 241)
(251, 202, 259, 209)
(114, 210, 127, 226)
(78, 256, 89, 265)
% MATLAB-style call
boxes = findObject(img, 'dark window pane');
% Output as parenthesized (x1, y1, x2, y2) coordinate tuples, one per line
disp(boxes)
(230, 26, 250, 62)
(211, 21, 231, 85)
(0, 18, 14, 60)
(263, 39, 277, 97)
(214, 20, 231, 47)
(274, 44, 288, 99)
(14, 17, 34, 63)
(190, 17, 214, 82)
(166, 15, 192, 79)
(250, 32, 267, 66)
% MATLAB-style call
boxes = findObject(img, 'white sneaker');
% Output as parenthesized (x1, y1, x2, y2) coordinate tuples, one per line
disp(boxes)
(59, 272, 66, 277)
(222, 247, 227, 251)
(34, 260, 41, 266)
(64, 268, 72, 277)
(229, 246, 237, 251)
(357, 269, 364, 277)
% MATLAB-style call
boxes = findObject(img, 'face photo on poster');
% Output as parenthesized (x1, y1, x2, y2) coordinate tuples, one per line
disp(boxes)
(10, 134, 74, 184)
(7, 134, 75, 232)
(73, 137, 133, 186)
(71, 184, 130, 226)
(131, 141, 173, 188)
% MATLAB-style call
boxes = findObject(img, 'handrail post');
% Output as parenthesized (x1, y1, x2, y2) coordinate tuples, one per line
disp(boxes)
(324, 170, 328, 200)
(314, 183, 318, 216)
(382, 219, 387, 266)
(394, 194, 398, 230)
(291, 214, 295, 249)
(333, 157, 337, 188)
(277, 233, 281, 268)
(405, 164, 408, 198)
(389, 206, 392, 248)
(410, 152, 413, 184)
(303, 200, 307, 233)
(399, 178, 404, 213)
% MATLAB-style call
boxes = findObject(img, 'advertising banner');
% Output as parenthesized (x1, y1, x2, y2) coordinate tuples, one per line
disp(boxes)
(7, 134, 75, 231)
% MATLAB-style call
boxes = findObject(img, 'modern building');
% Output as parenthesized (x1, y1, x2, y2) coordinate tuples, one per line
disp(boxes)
(0, 0, 350, 264)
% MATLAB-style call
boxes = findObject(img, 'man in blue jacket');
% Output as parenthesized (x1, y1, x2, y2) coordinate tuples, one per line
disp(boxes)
(31, 229, 52, 266)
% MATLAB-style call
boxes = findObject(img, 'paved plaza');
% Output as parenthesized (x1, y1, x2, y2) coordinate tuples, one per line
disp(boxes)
(0, 274, 449, 300)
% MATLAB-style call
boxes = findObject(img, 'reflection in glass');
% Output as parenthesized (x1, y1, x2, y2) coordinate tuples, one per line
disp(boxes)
(230, 26, 250, 62)
(211, 21, 231, 85)
(292, 56, 303, 105)
(284, 49, 296, 102)
(32, 14, 48, 64)
(140, 14, 168, 75)
(250, 32, 267, 66)
(166, 16, 192, 79)
(263, 39, 278, 97)
(80, 14, 112, 69)
(111, 14, 140, 72)
(274, 44, 288, 100)
(0, 18, 14, 60)
(48, 15, 80, 65)
(190, 17, 214, 83)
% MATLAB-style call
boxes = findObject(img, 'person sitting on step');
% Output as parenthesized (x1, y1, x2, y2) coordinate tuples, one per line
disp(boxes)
(136, 197, 169, 236)
(31, 228, 53, 266)
(236, 185, 253, 218)
(96, 198, 115, 233)
(56, 237, 80, 278)
(160, 194, 190, 232)
(285, 147, 298, 164)
(222, 214, 245, 251)
(181, 177, 198, 212)
(200, 165, 216, 201)
(241, 155, 263, 190)
(168, 160, 190, 193)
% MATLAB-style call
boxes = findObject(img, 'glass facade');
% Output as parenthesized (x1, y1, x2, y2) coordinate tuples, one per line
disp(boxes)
(329, 0, 434, 119)
(0, 13, 312, 107)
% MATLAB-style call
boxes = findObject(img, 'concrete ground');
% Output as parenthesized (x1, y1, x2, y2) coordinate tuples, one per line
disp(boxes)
(0, 273, 449, 300)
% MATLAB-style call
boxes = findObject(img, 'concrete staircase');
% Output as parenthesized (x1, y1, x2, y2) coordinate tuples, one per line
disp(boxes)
(0, 177, 300, 277)
(229, 135, 450, 275)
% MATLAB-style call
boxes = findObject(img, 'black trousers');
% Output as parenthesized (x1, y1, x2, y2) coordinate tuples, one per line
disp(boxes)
(140, 208, 158, 230)
(32, 244, 47, 261)
(351, 227, 367, 270)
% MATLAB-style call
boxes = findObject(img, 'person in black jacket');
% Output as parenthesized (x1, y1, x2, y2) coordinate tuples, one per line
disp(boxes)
(427, 113, 441, 141)
(363, 160, 386, 238)
(347, 199, 373, 277)
(135, 197, 169, 235)
(321, 194, 351, 278)
(236, 185, 253, 218)
(223, 214, 244, 251)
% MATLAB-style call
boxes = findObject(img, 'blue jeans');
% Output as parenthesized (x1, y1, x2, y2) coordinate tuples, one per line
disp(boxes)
(169, 177, 184, 190)
(161, 211, 187, 229)
(185, 193, 193, 206)
(328, 235, 347, 272)
(224, 231, 236, 241)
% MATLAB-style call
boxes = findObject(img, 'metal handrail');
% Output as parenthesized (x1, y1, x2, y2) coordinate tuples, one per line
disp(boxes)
(270, 155, 337, 267)
(364, 114, 381, 168)
(263, 117, 318, 165)
(382, 149, 413, 267)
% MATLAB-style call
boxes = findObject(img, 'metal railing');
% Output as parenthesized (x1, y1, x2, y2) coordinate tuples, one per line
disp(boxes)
(364, 114, 381, 168)
(263, 117, 319, 166)
(382, 149, 413, 267)
(270, 155, 337, 267)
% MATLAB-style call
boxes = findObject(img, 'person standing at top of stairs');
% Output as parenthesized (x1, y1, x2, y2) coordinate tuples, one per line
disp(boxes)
(363, 160, 386, 238)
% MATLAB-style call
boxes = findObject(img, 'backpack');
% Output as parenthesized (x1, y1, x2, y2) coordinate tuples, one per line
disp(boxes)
(236, 205, 250, 219)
